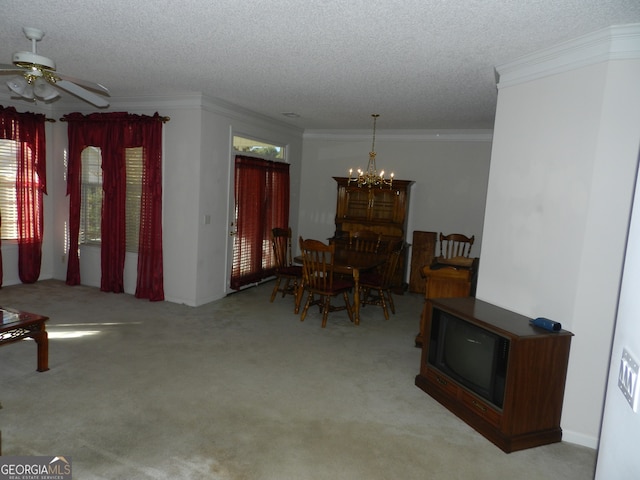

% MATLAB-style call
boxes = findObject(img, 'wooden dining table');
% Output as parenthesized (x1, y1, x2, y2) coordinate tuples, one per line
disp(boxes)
(294, 249, 386, 325)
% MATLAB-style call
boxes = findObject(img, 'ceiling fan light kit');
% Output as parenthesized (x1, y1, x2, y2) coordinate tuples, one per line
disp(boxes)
(7, 76, 32, 98)
(1, 27, 109, 107)
(33, 77, 59, 101)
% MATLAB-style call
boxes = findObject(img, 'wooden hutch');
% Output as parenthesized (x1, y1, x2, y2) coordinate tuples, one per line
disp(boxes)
(332, 177, 413, 288)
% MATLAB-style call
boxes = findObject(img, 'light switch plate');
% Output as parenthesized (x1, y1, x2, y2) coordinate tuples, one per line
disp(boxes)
(618, 348, 639, 412)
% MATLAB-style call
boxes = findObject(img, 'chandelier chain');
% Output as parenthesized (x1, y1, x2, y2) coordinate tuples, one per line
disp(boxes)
(348, 114, 393, 189)
(371, 113, 379, 154)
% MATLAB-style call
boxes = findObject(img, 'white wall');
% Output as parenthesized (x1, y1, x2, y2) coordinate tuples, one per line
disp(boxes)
(299, 131, 493, 270)
(479, 25, 640, 448)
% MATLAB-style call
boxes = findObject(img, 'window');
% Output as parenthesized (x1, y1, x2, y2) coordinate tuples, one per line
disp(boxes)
(80, 147, 102, 245)
(80, 146, 143, 252)
(0, 139, 19, 240)
(233, 136, 284, 160)
(125, 147, 143, 251)
(64, 111, 164, 299)
(0, 139, 41, 241)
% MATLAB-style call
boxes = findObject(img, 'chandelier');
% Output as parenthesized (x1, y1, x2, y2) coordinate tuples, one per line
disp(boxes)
(348, 114, 394, 188)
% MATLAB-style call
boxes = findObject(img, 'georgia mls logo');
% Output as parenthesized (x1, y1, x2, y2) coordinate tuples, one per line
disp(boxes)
(0, 455, 72, 479)
(49, 457, 71, 475)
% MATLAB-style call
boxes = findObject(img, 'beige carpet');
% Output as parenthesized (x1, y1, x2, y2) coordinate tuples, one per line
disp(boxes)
(0, 280, 596, 479)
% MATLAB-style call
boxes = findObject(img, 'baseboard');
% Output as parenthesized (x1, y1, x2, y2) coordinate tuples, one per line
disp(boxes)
(561, 429, 599, 450)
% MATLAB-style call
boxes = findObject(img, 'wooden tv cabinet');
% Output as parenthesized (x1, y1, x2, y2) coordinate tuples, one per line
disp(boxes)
(415, 297, 573, 453)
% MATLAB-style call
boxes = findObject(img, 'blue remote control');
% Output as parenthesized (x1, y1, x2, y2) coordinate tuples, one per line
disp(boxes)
(530, 317, 561, 332)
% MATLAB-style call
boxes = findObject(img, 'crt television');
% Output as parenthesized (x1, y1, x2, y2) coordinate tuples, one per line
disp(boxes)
(427, 307, 510, 409)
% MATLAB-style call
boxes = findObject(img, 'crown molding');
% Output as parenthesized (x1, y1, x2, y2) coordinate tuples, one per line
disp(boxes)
(104, 92, 205, 111)
(107, 93, 304, 135)
(0, 92, 487, 140)
(0, 91, 205, 115)
(200, 94, 304, 135)
(1, 91, 304, 135)
(304, 129, 493, 142)
(496, 23, 640, 89)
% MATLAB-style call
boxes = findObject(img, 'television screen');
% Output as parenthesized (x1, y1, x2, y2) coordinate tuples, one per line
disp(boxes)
(428, 309, 509, 408)
(443, 318, 497, 397)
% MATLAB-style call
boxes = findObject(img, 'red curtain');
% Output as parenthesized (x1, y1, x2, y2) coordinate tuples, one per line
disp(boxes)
(131, 117, 164, 301)
(230, 155, 289, 290)
(64, 112, 164, 300)
(0, 106, 47, 285)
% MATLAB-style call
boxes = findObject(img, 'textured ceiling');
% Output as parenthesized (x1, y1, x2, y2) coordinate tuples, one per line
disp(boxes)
(1, 0, 639, 130)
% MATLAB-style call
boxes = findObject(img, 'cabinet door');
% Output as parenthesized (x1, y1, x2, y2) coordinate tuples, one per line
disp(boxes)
(344, 187, 370, 220)
(334, 177, 412, 236)
(369, 189, 398, 222)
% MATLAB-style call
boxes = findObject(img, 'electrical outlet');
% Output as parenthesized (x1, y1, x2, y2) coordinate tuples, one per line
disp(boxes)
(618, 348, 639, 412)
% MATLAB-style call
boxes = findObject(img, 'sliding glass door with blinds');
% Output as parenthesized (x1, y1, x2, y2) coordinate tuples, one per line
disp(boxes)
(229, 155, 290, 290)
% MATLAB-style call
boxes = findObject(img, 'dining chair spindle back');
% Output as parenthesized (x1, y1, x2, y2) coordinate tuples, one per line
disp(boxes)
(270, 227, 303, 303)
(299, 237, 354, 327)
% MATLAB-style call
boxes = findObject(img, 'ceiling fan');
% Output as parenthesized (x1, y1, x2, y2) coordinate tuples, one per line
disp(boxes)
(0, 27, 110, 107)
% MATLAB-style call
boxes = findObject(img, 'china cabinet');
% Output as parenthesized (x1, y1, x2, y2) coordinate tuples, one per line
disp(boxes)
(333, 177, 413, 288)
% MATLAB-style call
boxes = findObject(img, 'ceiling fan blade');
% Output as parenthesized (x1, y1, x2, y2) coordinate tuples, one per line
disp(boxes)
(55, 79, 109, 107)
(56, 72, 109, 95)
(0, 63, 25, 74)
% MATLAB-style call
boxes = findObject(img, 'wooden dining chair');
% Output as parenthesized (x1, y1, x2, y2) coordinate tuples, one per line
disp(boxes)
(348, 230, 382, 254)
(270, 227, 303, 303)
(437, 233, 474, 262)
(360, 241, 404, 320)
(299, 237, 354, 327)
